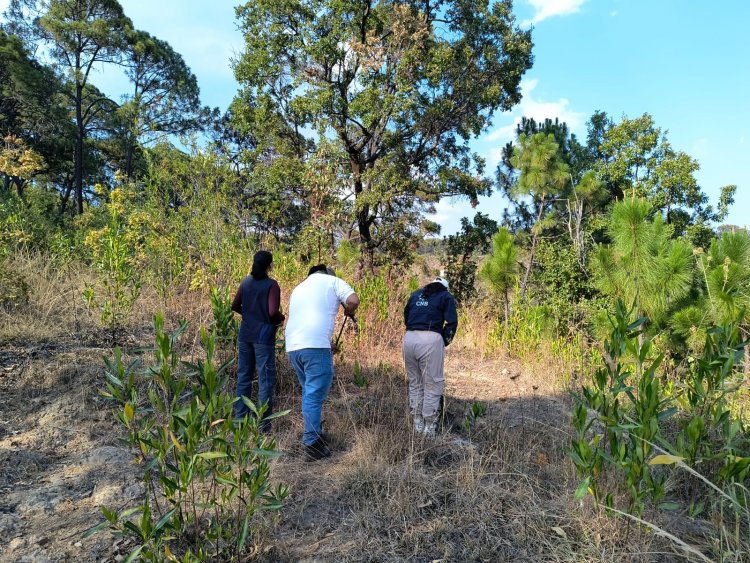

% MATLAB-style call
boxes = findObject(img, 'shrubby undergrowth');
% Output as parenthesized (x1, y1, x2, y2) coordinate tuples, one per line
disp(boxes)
(86, 314, 288, 561)
(571, 302, 749, 560)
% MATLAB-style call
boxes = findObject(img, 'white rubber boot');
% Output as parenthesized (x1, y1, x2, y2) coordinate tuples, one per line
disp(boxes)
(413, 414, 424, 433)
(422, 417, 437, 436)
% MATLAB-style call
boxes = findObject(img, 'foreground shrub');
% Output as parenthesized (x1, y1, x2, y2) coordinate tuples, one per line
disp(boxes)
(87, 313, 288, 561)
(570, 301, 749, 559)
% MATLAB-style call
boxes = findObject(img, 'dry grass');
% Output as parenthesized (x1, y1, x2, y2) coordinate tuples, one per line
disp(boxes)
(252, 355, 678, 562)
(0, 253, 723, 561)
(0, 250, 91, 341)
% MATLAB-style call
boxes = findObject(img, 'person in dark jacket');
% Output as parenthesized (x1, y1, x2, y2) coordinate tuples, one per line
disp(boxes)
(402, 276, 458, 435)
(231, 251, 285, 429)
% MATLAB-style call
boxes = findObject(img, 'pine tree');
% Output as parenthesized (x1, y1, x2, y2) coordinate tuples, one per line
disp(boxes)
(593, 198, 693, 329)
(480, 227, 518, 326)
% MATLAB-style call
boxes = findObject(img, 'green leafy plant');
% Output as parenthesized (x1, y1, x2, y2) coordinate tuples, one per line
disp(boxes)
(463, 401, 488, 434)
(210, 286, 238, 349)
(442, 212, 498, 303)
(82, 188, 143, 341)
(89, 313, 289, 561)
(358, 274, 390, 329)
(569, 300, 749, 542)
(353, 359, 367, 388)
(479, 227, 518, 325)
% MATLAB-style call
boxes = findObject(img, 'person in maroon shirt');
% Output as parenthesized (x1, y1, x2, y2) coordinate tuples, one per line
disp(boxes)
(231, 251, 285, 430)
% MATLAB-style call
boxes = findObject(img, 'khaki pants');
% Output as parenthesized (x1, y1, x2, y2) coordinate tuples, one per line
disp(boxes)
(403, 330, 445, 421)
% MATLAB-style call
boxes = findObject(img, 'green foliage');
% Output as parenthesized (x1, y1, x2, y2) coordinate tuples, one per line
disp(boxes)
(232, 0, 532, 258)
(82, 187, 142, 339)
(0, 185, 67, 250)
(353, 359, 366, 388)
(0, 255, 28, 306)
(509, 132, 570, 298)
(479, 227, 518, 322)
(0, 29, 73, 197)
(92, 313, 289, 561)
(700, 230, 750, 326)
(570, 301, 749, 533)
(489, 295, 553, 356)
(593, 198, 693, 329)
(510, 132, 570, 204)
(118, 28, 205, 178)
(530, 238, 602, 333)
(597, 113, 735, 242)
(36, 0, 133, 213)
(443, 212, 498, 302)
(142, 146, 252, 288)
(209, 286, 238, 349)
(358, 273, 390, 327)
(462, 401, 487, 434)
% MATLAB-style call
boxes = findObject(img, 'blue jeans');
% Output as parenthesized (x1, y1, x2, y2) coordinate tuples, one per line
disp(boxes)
(288, 348, 334, 446)
(235, 340, 276, 427)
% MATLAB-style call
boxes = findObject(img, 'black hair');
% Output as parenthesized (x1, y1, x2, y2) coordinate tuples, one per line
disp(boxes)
(251, 250, 273, 280)
(308, 264, 328, 276)
(422, 281, 447, 297)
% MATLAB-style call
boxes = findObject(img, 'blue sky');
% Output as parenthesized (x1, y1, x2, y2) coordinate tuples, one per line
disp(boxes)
(2, 0, 747, 232)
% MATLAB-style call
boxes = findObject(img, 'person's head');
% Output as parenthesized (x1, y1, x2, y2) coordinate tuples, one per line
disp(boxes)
(422, 276, 449, 296)
(307, 264, 336, 276)
(433, 276, 449, 290)
(251, 250, 273, 280)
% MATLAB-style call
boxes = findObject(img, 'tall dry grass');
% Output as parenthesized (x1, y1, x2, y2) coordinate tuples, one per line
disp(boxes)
(1, 253, 715, 561)
(0, 250, 94, 341)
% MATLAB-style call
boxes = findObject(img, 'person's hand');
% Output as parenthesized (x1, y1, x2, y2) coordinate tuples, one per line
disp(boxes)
(331, 340, 342, 354)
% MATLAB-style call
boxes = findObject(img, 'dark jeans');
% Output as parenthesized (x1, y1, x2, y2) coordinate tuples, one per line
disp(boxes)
(235, 340, 276, 428)
(288, 348, 334, 446)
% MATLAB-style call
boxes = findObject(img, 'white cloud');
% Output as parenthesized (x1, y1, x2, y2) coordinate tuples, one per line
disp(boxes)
(524, 0, 589, 25)
(430, 78, 587, 235)
(482, 78, 586, 147)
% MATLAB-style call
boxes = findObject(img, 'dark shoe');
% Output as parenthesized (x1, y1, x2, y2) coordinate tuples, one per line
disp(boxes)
(305, 438, 331, 462)
(319, 431, 332, 445)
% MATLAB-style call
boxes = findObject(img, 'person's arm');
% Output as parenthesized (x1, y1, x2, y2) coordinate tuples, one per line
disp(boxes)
(231, 283, 243, 314)
(343, 293, 360, 317)
(333, 277, 359, 316)
(268, 281, 285, 325)
(404, 299, 411, 327)
(442, 293, 458, 346)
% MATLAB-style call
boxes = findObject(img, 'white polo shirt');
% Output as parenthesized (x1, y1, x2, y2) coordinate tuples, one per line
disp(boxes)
(285, 272, 355, 352)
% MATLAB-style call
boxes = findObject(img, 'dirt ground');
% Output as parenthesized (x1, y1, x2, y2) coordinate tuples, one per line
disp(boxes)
(0, 332, 643, 562)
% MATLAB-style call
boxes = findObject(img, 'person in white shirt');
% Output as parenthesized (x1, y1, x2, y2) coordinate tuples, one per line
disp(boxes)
(285, 265, 359, 461)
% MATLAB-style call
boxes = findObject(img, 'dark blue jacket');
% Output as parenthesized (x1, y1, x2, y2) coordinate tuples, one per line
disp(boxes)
(237, 277, 278, 345)
(404, 283, 458, 345)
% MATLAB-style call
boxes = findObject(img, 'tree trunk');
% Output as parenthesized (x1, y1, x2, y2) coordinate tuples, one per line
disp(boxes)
(59, 177, 74, 215)
(350, 156, 376, 272)
(75, 82, 85, 215)
(503, 288, 510, 329)
(124, 135, 135, 178)
(14, 178, 26, 199)
(519, 196, 546, 300)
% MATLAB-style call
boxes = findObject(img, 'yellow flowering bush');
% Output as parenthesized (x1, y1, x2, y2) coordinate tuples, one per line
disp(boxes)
(82, 183, 144, 340)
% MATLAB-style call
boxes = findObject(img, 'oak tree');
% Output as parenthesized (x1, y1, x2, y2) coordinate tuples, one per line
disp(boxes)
(232, 0, 533, 264)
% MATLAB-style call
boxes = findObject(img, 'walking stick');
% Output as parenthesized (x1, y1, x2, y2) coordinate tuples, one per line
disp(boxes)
(334, 313, 357, 350)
